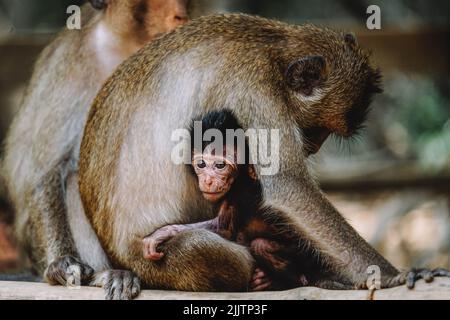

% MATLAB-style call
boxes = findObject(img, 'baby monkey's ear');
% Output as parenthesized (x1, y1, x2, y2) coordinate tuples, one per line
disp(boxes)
(285, 55, 328, 96)
(248, 165, 258, 181)
(89, 0, 109, 10)
(344, 33, 358, 49)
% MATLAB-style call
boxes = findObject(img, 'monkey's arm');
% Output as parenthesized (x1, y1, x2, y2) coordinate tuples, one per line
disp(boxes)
(32, 166, 94, 286)
(142, 218, 221, 260)
(261, 171, 450, 289)
(255, 118, 399, 288)
(142, 200, 239, 260)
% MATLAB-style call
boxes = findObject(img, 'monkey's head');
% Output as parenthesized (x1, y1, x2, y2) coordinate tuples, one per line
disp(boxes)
(189, 110, 251, 203)
(278, 27, 382, 155)
(192, 148, 238, 203)
(89, 0, 190, 44)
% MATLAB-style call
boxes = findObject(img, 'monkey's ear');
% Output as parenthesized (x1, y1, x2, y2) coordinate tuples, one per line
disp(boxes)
(285, 56, 328, 96)
(89, 0, 109, 10)
(247, 165, 258, 181)
(344, 33, 358, 49)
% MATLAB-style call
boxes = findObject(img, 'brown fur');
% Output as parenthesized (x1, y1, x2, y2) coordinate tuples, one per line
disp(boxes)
(78, 14, 403, 292)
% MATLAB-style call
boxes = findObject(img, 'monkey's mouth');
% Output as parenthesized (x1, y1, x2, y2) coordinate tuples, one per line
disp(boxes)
(202, 191, 225, 202)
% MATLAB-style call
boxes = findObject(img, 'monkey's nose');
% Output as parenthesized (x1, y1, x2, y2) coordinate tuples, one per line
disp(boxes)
(174, 15, 188, 23)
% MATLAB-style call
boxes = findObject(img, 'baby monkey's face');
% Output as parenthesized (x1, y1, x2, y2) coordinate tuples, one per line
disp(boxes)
(192, 152, 237, 203)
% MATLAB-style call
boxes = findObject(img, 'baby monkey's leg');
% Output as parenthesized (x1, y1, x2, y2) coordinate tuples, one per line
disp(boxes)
(250, 238, 289, 271)
(249, 238, 310, 290)
(247, 238, 286, 291)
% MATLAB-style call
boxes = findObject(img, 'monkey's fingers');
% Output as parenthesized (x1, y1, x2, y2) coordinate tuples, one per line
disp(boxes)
(250, 276, 272, 291)
(405, 268, 450, 289)
(252, 268, 266, 280)
(143, 241, 165, 261)
(150, 239, 168, 260)
(250, 268, 272, 291)
(432, 268, 450, 278)
(142, 237, 166, 260)
(251, 282, 272, 291)
(44, 255, 94, 286)
(91, 270, 141, 300)
(298, 274, 309, 287)
(406, 269, 418, 289)
(145, 251, 165, 261)
(420, 270, 434, 283)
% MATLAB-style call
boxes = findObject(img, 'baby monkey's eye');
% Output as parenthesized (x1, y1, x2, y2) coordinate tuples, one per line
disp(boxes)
(215, 163, 226, 169)
(197, 160, 206, 169)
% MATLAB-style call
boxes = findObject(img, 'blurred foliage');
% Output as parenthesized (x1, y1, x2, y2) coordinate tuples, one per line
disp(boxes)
(319, 75, 450, 174)
(381, 75, 450, 172)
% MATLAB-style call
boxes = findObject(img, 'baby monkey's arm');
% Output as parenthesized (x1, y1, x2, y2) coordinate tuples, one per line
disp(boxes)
(142, 200, 236, 261)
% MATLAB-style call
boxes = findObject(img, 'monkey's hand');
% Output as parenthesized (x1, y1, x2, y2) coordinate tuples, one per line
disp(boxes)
(44, 255, 94, 287)
(250, 267, 272, 291)
(90, 270, 140, 300)
(142, 224, 188, 261)
(383, 268, 450, 289)
(250, 238, 289, 271)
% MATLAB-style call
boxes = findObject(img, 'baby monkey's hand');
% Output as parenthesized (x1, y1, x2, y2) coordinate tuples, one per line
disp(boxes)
(142, 225, 188, 261)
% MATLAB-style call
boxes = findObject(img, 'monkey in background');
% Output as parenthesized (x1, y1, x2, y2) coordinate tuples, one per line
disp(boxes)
(2, 0, 192, 299)
(143, 110, 311, 291)
(79, 14, 450, 294)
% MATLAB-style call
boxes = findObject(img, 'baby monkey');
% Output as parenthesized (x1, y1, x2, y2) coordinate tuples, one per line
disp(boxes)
(143, 110, 309, 291)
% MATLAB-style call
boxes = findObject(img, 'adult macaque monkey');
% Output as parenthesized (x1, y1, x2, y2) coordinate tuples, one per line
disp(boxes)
(79, 14, 450, 292)
(2, 0, 192, 299)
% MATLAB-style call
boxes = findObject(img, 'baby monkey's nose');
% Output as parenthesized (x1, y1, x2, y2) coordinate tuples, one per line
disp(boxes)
(174, 15, 188, 23)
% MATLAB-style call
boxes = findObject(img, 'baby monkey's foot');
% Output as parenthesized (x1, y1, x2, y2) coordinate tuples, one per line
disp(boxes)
(250, 268, 272, 291)
(142, 224, 188, 260)
(250, 238, 288, 271)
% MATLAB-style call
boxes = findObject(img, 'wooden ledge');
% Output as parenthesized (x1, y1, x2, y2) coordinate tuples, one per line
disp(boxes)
(1, 278, 450, 300)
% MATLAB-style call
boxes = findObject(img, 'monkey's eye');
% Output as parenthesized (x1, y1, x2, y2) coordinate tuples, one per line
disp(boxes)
(215, 163, 226, 169)
(197, 160, 206, 169)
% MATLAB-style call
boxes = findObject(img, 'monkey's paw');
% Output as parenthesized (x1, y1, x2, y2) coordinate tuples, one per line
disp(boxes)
(250, 238, 288, 271)
(386, 268, 450, 289)
(143, 224, 187, 260)
(44, 255, 94, 287)
(250, 268, 272, 291)
(90, 270, 141, 300)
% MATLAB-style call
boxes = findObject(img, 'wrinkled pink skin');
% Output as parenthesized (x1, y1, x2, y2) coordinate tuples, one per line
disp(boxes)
(142, 219, 218, 261)
(193, 152, 237, 202)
